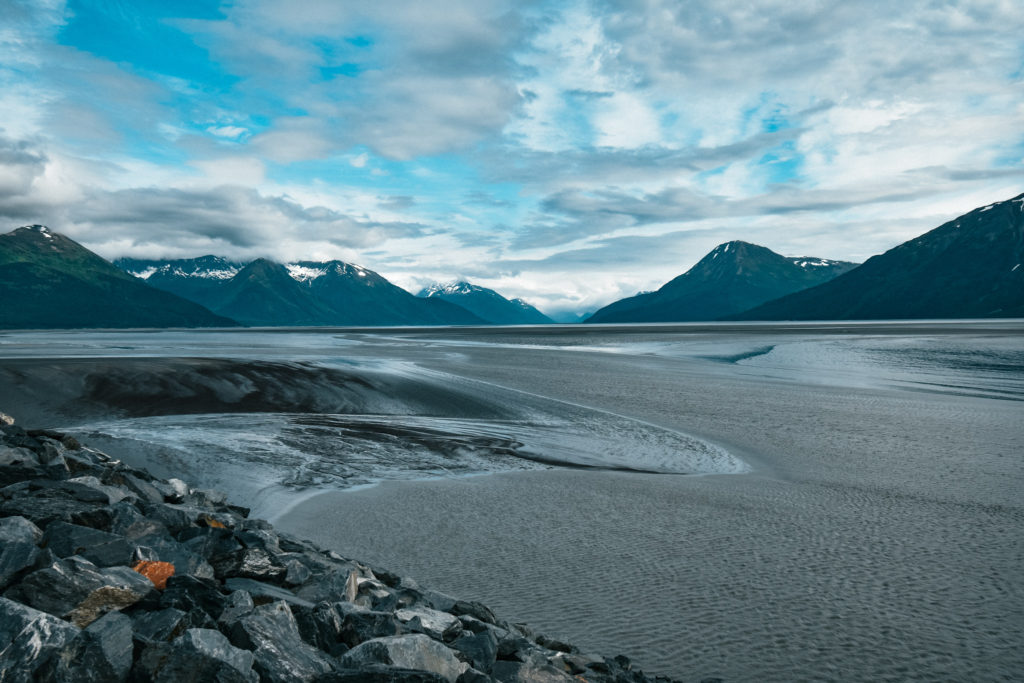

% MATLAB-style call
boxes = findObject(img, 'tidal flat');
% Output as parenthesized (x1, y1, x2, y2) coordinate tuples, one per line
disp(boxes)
(1, 321, 1021, 681)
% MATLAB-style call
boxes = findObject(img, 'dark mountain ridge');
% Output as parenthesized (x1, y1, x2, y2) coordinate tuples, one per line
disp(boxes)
(586, 241, 857, 323)
(418, 281, 554, 325)
(0, 226, 236, 330)
(733, 193, 1024, 320)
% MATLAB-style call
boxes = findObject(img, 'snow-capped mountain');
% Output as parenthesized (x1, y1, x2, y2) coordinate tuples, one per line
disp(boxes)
(115, 257, 484, 326)
(418, 280, 553, 325)
(2, 229, 236, 329)
(586, 241, 857, 323)
(734, 192, 1024, 320)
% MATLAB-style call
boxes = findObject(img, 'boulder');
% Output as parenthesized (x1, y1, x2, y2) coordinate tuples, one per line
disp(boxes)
(340, 634, 468, 683)
(228, 600, 335, 682)
(491, 657, 577, 683)
(135, 627, 259, 682)
(7, 556, 155, 627)
(131, 607, 189, 646)
(0, 596, 81, 681)
(0, 516, 43, 591)
(450, 629, 498, 673)
(159, 574, 227, 618)
(44, 610, 133, 682)
(41, 521, 135, 567)
(225, 577, 315, 608)
(333, 602, 401, 648)
(0, 447, 37, 467)
(132, 560, 176, 590)
(318, 669, 451, 682)
(395, 606, 463, 642)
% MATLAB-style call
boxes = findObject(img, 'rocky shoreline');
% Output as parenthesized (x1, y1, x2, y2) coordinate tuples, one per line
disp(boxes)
(0, 414, 678, 682)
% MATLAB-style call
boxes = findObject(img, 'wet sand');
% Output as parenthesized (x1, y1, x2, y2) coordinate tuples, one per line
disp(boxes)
(278, 329, 1024, 681)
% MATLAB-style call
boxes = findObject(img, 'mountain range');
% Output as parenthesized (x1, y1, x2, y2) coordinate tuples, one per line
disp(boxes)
(2, 193, 1021, 329)
(731, 192, 1024, 320)
(116, 257, 486, 327)
(586, 242, 857, 323)
(418, 281, 554, 325)
(0, 226, 235, 329)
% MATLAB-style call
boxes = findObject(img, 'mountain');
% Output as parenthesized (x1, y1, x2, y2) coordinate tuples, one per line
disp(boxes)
(586, 241, 857, 323)
(732, 194, 1024, 320)
(115, 256, 243, 308)
(292, 261, 484, 326)
(0, 226, 237, 329)
(204, 258, 335, 326)
(418, 281, 554, 324)
(117, 257, 485, 326)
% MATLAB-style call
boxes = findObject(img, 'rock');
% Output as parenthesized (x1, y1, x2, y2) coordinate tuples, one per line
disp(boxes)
(229, 600, 335, 681)
(285, 558, 313, 586)
(334, 602, 401, 648)
(0, 412, 14, 426)
(66, 475, 131, 504)
(450, 629, 498, 673)
(134, 533, 216, 580)
(0, 596, 81, 681)
(7, 556, 155, 627)
(292, 601, 347, 657)
(44, 610, 134, 682)
(319, 669, 451, 682)
(535, 633, 577, 655)
(0, 541, 39, 592)
(135, 627, 259, 682)
(41, 521, 135, 567)
(0, 516, 43, 591)
(0, 488, 106, 527)
(159, 574, 227, 619)
(0, 447, 37, 467)
(340, 634, 469, 683)
(133, 560, 176, 590)
(214, 547, 286, 581)
(225, 577, 315, 608)
(107, 502, 167, 540)
(395, 606, 463, 642)
(131, 607, 189, 645)
(218, 589, 255, 625)
(491, 657, 577, 683)
(108, 471, 164, 505)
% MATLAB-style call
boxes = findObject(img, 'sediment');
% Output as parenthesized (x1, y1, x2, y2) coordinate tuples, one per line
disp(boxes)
(0, 413, 677, 682)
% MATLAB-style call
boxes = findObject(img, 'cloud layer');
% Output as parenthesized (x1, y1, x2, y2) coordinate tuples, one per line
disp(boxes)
(1, 0, 1021, 315)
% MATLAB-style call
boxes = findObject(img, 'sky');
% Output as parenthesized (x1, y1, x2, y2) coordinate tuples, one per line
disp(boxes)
(1, 0, 1022, 319)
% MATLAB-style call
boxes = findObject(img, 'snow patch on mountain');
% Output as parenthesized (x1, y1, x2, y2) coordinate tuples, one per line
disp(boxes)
(286, 264, 327, 282)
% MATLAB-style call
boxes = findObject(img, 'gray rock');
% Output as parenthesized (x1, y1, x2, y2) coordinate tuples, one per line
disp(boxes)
(159, 574, 227, 619)
(215, 547, 286, 581)
(0, 596, 81, 682)
(45, 610, 134, 682)
(135, 532, 216, 580)
(67, 475, 131, 504)
(229, 600, 335, 682)
(0, 447, 37, 467)
(42, 521, 135, 567)
(0, 490, 105, 527)
(0, 541, 39, 591)
(225, 577, 315, 608)
(179, 628, 257, 678)
(135, 628, 259, 682)
(132, 607, 189, 645)
(340, 634, 469, 683)
(0, 412, 13, 426)
(491, 658, 576, 683)
(319, 669, 451, 682)
(451, 629, 498, 673)
(395, 606, 463, 642)
(7, 556, 155, 627)
(110, 471, 165, 505)
(285, 558, 313, 586)
(107, 502, 168, 540)
(219, 589, 255, 625)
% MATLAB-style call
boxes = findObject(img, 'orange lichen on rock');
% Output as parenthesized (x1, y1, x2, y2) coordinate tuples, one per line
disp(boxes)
(200, 515, 227, 528)
(132, 560, 176, 590)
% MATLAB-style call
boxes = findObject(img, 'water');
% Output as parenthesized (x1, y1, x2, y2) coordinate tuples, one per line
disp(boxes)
(1, 321, 1021, 681)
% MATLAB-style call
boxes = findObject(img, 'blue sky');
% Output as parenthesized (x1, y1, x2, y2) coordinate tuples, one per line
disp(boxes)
(1, 0, 1022, 317)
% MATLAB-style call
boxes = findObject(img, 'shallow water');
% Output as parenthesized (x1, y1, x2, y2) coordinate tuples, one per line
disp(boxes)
(1, 321, 1022, 681)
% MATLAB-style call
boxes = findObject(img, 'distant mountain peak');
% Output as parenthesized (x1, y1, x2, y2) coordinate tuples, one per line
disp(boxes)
(421, 281, 476, 297)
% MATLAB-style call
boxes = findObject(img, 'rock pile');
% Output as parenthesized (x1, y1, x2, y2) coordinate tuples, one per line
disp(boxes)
(0, 417, 675, 682)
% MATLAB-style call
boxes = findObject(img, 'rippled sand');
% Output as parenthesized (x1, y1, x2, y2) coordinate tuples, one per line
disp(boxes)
(278, 325, 1024, 681)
